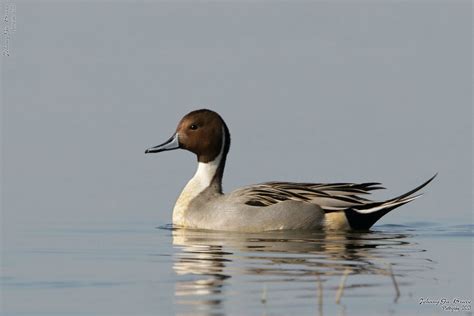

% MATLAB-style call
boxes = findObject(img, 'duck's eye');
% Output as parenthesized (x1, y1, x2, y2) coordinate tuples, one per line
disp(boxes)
(190, 124, 198, 130)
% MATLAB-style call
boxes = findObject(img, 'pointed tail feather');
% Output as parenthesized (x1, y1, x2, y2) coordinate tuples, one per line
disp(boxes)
(344, 174, 437, 230)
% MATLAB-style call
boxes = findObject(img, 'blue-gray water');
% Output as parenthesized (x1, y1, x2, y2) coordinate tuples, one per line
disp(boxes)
(1, 220, 472, 315)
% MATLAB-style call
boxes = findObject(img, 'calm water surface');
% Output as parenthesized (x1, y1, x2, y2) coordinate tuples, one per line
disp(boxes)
(1, 220, 472, 316)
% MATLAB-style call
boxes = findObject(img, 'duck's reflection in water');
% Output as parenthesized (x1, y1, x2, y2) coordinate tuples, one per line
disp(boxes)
(171, 228, 429, 315)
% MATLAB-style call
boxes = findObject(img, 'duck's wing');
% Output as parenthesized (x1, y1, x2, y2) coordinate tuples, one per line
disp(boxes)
(236, 181, 384, 210)
(235, 174, 437, 214)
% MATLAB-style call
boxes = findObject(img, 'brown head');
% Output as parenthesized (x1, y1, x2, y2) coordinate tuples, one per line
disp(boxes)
(145, 109, 231, 165)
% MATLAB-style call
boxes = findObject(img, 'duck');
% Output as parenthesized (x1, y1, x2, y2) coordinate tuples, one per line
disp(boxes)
(145, 109, 435, 232)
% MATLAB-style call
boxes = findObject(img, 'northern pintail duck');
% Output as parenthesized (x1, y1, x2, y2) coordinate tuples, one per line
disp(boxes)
(145, 109, 435, 232)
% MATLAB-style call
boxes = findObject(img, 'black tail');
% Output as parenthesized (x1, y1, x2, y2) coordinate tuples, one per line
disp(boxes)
(344, 174, 437, 230)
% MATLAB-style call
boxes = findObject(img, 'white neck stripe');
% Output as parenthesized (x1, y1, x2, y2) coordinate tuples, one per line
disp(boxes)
(189, 126, 225, 191)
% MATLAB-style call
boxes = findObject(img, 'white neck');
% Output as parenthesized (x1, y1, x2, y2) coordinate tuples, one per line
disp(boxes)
(188, 159, 221, 192)
(172, 130, 225, 226)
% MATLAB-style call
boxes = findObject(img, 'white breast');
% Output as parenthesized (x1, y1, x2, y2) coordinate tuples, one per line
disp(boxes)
(172, 159, 221, 226)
